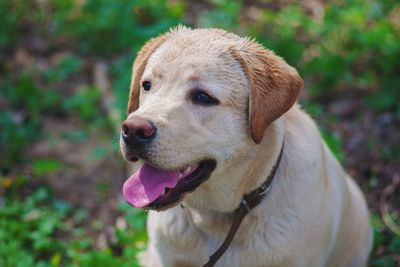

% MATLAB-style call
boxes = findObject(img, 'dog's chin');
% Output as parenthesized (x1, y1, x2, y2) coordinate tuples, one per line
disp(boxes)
(143, 159, 217, 211)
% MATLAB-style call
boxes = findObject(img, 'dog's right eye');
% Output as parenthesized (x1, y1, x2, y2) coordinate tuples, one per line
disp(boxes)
(191, 90, 219, 106)
(142, 81, 152, 91)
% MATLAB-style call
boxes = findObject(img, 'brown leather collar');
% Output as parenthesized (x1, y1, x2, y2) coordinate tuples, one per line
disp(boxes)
(202, 142, 285, 267)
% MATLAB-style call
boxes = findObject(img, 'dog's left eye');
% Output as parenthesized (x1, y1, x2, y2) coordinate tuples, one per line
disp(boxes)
(142, 81, 152, 91)
(191, 90, 219, 106)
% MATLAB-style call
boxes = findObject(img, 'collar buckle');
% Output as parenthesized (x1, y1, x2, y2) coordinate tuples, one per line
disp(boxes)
(259, 183, 271, 195)
(241, 199, 251, 213)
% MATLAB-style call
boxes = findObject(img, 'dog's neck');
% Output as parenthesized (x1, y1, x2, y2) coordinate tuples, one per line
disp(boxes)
(180, 119, 285, 237)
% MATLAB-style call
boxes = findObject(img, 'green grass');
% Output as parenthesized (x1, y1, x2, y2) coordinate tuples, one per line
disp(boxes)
(0, 180, 147, 267)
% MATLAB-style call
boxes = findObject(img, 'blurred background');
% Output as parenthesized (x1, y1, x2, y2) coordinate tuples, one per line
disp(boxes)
(0, 0, 399, 266)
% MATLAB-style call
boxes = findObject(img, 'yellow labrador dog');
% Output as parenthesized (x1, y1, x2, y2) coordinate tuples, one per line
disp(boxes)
(120, 27, 372, 267)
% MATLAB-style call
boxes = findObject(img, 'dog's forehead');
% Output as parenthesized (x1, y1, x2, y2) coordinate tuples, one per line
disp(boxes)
(143, 31, 249, 102)
(146, 37, 231, 76)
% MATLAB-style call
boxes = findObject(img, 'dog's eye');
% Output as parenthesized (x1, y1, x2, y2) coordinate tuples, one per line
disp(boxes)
(191, 90, 219, 106)
(142, 81, 152, 91)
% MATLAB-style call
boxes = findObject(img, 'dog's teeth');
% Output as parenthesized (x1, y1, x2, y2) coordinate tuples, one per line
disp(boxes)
(183, 167, 192, 175)
(178, 166, 195, 179)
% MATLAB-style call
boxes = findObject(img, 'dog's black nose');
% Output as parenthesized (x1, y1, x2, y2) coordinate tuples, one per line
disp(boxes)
(121, 117, 156, 146)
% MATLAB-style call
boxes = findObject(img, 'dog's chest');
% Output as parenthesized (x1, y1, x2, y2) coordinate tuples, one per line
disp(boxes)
(147, 208, 291, 267)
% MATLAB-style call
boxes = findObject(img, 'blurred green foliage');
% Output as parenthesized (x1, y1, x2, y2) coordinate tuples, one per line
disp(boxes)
(0, 187, 69, 267)
(0, 181, 147, 267)
(0, 72, 60, 172)
(61, 0, 183, 55)
(1, 0, 399, 266)
(370, 214, 400, 267)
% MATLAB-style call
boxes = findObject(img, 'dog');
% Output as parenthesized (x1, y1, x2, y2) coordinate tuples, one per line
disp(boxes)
(120, 26, 372, 267)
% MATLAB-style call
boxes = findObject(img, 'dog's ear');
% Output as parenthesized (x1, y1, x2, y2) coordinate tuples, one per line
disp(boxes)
(230, 40, 303, 144)
(127, 33, 170, 113)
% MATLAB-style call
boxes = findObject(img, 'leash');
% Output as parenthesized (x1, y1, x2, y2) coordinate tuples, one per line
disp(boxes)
(202, 142, 284, 267)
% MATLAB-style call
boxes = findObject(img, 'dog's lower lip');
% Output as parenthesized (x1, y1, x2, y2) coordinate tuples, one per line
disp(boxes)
(145, 159, 216, 210)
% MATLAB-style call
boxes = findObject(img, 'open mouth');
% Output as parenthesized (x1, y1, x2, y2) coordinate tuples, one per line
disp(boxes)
(123, 160, 216, 210)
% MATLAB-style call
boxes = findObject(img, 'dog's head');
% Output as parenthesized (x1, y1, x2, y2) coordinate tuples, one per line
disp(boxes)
(120, 27, 302, 211)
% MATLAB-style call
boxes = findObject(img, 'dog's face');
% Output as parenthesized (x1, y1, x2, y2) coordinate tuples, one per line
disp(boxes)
(120, 27, 302, 211)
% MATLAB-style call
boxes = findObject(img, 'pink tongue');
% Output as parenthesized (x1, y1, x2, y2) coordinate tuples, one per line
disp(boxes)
(123, 163, 180, 208)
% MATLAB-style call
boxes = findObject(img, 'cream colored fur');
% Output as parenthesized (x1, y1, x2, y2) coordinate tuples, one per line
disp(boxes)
(122, 27, 372, 267)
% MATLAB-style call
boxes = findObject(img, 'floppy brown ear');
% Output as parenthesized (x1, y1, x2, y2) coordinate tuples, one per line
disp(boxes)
(127, 33, 170, 113)
(230, 40, 303, 144)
